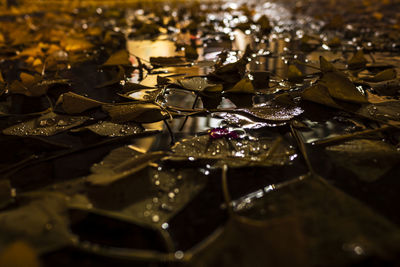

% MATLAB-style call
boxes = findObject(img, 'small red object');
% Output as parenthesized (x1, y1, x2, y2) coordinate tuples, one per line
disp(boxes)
(208, 128, 239, 139)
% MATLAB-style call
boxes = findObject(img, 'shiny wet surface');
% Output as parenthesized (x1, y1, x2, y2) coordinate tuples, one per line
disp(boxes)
(0, 0, 400, 266)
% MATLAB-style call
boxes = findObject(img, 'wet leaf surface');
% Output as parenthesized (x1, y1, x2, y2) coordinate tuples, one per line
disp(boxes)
(3, 112, 89, 136)
(1, 0, 400, 266)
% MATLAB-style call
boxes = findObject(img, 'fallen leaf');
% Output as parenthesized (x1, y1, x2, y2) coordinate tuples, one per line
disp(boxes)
(326, 139, 400, 182)
(3, 112, 89, 136)
(348, 50, 368, 70)
(362, 68, 397, 82)
(102, 103, 167, 123)
(102, 50, 131, 66)
(225, 78, 255, 94)
(72, 121, 144, 137)
(287, 64, 304, 83)
(57, 92, 103, 114)
(320, 72, 367, 103)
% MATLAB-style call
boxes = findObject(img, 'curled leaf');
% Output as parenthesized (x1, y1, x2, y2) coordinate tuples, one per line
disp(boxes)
(362, 68, 397, 82)
(57, 92, 103, 114)
(348, 50, 368, 70)
(320, 72, 367, 104)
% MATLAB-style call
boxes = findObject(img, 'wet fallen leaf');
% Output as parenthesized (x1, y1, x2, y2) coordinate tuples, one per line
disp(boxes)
(178, 77, 222, 93)
(61, 37, 94, 52)
(287, 64, 304, 83)
(72, 121, 144, 137)
(238, 102, 304, 121)
(95, 65, 125, 88)
(57, 92, 103, 114)
(0, 193, 74, 254)
(233, 175, 400, 265)
(87, 147, 166, 186)
(326, 139, 400, 182)
(184, 45, 199, 60)
(102, 50, 131, 66)
(362, 68, 397, 82)
(320, 72, 367, 104)
(171, 135, 296, 168)
(302, 84, 342, 109)
(102, 103, 167, 123)
(348, 50, 368, 70)
(3, 112, 89, 136)
(225, 78, 255, 94)
(150, 56, 186, 67)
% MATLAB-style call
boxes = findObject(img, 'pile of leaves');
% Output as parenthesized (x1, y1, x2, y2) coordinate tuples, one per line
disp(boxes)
(0, 0, 400, 266)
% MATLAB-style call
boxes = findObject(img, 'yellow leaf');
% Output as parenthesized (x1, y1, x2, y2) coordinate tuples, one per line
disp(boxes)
(373, 12, 383, 21)
(20, 72, 39, 86)
(61, 37, 93, 52)
(102, 50, 131, 66)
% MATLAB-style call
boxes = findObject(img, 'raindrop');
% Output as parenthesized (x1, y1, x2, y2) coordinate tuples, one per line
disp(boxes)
(174, 251, 184, 260)
(152, 214, 160, 223)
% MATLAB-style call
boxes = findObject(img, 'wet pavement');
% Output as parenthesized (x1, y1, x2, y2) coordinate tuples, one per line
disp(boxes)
(0, 0, 400, 266)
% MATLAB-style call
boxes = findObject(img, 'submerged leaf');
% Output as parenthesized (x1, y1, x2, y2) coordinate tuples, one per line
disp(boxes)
(85, 146, 205, 226)
(231, 175, 400, 266)
(0, 193, 74, 254)
(326, 139, 400, 182)
(3, 112, 89, 136)
(87, 147, 166, 186)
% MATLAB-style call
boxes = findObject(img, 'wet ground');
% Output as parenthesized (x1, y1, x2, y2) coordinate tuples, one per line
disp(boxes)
(0, 0, 400, 266)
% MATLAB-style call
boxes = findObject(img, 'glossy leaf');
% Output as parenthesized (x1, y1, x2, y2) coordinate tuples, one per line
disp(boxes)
(3, 112, 89, 136)
(102, 103, 168, 123)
